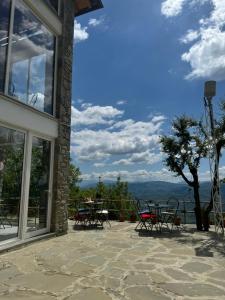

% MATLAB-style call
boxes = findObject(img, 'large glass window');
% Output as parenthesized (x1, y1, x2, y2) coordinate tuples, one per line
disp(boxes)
(8, 0, 55, 115)
(0, 126, 25, 242)
(0, 0, 11, 93)
(27, 137, 51, 232)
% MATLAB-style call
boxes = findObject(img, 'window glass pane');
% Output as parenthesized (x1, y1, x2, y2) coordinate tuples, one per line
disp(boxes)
(0, 0, 11, 93)
(27, 137, 51, 232)
(45, 0, 58, 12)
(0, 126, 25, 242)
(8, 0, 55, 115)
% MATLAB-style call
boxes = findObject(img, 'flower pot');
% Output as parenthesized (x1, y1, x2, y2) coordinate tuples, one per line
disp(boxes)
(119, 213, 125, 222)
(129, 213, 137, 223)
(174, 217, 181, 226)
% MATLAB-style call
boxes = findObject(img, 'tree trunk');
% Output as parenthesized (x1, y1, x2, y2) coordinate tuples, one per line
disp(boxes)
(193, 184, 203, 231)
(192, 171, 203, 231)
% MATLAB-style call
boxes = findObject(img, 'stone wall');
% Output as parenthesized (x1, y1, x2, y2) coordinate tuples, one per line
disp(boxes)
(51, 0, 75, 234)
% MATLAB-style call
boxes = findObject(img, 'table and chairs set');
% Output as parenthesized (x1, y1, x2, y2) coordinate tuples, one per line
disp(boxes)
(135, 198, 182, 232)
(74, 198, 111, 229)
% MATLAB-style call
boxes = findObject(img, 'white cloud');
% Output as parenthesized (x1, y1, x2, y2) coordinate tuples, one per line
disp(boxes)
(71, 103, 165, 166)
(74, 20, 89, 43)
(112, 151, 163, 166)
(81, 168, 177, 182)
(116, 100, 127, 106)
(161, 0, 186, 17)
(151, 115, 167, 123)
(81, 102, 92, 109)
(161, 0, 208, 17)
(162, 0, 225, 81)
(81, 165, 225, 183)
(88, 17, 104, 27)
(180, 29, 200, 44)
(94, 163, 106, 168)
(71, 105, 123, 126)
(182, 0, 225, 80)
(182, 27, 225, 80)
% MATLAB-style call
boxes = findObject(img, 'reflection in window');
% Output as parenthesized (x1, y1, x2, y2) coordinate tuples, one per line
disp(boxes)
(0, 0, 11, 92)
(0, 126, 24, 241)
(27, 137, 51, 232)
(8, 0, 55, 115)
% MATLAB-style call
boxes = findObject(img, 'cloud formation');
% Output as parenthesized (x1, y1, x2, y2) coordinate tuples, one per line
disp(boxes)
(161, 0, 186, 17)
(74, 20, 89, 42)
(71, 102, 165, 167)
(88, 17, 104, 27)
(71, 105, 123, 127)
(74, 16, 104, 43)
(81, 168, 176, 182)
(162, 0, 225, 81)
(116, 100, 127, 106)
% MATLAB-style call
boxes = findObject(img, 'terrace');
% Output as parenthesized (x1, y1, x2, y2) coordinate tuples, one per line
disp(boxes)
(0, 221, 224, 299)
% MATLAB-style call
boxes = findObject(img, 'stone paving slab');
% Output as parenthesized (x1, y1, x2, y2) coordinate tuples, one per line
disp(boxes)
(0, 221, 225, 299)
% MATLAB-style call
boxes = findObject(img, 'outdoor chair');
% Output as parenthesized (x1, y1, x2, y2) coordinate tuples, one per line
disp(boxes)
(95, 200, 111, 228)
(160, 198, 180, 231)
(135, 200, 158, 231)
(73, 200, 91, 227)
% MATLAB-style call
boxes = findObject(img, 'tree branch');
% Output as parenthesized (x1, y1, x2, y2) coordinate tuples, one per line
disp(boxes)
(176, 165, 193, 186)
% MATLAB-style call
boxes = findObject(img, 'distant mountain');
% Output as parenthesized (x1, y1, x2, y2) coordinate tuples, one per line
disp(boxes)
(128, 181, 225, 204)
(80, 180, 225, 205)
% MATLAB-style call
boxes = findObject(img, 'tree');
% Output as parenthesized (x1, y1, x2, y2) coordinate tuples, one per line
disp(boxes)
(160, 116, 207, 231)
(68, 163, 82, 215)
(69, 163, 82, 191)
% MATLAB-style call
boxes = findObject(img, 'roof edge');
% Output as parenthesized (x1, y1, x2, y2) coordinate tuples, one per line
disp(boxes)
(75, 0, 103, 17)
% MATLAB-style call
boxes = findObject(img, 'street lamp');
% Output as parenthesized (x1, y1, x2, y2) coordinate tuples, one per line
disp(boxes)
(204, 81, 224, 234)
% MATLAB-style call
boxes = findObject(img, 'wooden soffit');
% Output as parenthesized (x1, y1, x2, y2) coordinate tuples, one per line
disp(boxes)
(75, 0, 103, 17)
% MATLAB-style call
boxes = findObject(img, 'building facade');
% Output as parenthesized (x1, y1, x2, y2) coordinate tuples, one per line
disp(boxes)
(0, 0, 102, 250)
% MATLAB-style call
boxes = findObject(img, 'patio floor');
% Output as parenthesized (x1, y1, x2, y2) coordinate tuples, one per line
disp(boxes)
(0, 221, 225, 299)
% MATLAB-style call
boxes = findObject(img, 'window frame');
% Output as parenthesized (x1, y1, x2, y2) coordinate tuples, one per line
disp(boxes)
(0, 121, 54, 243)
(3, 0, 58, 117)
(0, 121, 26, 245)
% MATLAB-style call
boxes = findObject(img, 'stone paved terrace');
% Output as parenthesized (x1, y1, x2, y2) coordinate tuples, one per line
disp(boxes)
(0, 221, 225, 300)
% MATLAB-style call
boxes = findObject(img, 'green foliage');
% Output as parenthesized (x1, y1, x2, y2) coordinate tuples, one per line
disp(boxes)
(160, 115, 208, 230)
(160, 116, 207, 182)
(68, 165, 134, 219)
(2, 145, 24, 201)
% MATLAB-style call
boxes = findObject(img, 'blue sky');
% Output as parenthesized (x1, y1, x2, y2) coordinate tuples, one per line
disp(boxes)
(71, 0, 225, 183)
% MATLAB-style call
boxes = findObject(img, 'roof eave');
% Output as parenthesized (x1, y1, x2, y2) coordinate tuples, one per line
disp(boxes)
(75, 0, 103, 17)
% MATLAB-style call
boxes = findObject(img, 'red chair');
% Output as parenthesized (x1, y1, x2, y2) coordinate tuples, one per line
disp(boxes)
(135, 200, 159, 231)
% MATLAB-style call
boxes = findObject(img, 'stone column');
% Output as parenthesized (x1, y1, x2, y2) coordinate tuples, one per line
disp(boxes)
(51, 0, 74, 235)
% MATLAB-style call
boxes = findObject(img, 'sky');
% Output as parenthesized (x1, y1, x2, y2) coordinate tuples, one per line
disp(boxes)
(71, 0, 225, 183)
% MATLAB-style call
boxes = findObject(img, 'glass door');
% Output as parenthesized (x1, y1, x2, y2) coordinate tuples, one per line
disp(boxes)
(0, 125, 25, 242)
(26, 136, 51, 235)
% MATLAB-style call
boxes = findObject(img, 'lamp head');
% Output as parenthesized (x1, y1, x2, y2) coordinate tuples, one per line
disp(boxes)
(204, 81, 216, 98)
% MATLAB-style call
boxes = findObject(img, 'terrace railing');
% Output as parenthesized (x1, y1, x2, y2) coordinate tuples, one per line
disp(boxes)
(68, 198, 225, 224)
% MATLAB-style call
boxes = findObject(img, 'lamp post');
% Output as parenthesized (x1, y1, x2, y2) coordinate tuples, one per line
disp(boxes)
(204, 81, 224, 234)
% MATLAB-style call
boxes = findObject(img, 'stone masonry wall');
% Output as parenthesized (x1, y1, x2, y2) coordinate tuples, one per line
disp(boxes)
(51, 0, 75, 235)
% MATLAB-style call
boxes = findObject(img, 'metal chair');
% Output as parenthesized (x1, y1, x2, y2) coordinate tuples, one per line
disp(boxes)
(135, 200, 157, 231)
(95, 200, 111, 228)
(160, 198, 180, 231)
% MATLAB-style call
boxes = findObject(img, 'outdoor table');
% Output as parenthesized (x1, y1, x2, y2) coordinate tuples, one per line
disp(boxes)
(82, 201, 105, 227)
(145, 203, 174, 231)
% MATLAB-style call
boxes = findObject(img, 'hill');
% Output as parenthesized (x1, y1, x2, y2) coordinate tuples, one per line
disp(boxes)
(128, 181, 225, 204)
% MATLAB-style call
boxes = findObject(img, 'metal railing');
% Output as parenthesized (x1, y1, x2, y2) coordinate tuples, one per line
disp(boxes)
(69, 198, 225, 224)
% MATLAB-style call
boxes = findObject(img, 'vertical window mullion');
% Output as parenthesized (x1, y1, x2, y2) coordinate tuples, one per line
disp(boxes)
(19, 131, 32, 240)
(4, 0, 15, 95)
(47, 139, 55, 232)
